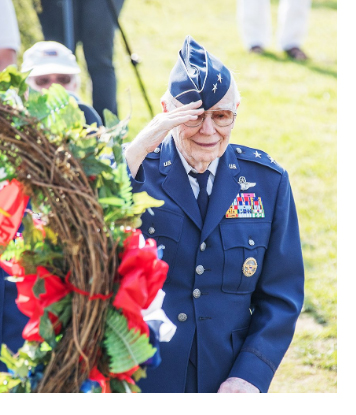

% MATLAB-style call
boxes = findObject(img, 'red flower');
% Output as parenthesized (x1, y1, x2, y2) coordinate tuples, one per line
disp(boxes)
(15, 266, 72, 341)
(113, 229, 168, 336)
(0, 179, 29, 246)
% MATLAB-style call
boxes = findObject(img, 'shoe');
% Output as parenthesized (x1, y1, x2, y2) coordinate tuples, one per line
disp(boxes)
(285, 47, 308, 61)
(249, 45, 265, 54)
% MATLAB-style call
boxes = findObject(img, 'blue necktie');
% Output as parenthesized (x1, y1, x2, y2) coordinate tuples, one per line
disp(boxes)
(189, 170, 210, 221)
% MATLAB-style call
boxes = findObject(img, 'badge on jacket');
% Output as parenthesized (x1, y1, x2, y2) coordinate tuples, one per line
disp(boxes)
(225, 193, 265, 218)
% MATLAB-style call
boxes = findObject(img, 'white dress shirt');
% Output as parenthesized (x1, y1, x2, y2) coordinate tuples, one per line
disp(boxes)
(176, 148, 220, 199)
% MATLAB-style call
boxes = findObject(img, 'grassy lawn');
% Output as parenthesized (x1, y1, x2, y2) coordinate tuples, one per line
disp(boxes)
(14, 0, 337, 393)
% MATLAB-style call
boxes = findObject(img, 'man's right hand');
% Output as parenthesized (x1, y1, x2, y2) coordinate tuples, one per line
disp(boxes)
(125, 100, 203, 178)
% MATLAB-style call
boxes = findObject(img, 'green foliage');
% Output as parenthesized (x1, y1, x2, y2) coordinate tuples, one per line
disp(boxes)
(103, 309, 156, 374)
(24, 84, 86, 135)
(39, 311, 56, 349)
(0, 341, 52, 392)
(0, 239, 25, 262)
(0, 66, 29, 100)
(110, 378, 141, 393)
(0, 373, 22, 393)
(32, 276, 45, 298)
(1, 212, 64, 274)
(45, 294, 72, 327)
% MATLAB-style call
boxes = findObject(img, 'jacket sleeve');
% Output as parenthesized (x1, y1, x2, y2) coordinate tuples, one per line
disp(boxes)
(228, 170, 304, 392)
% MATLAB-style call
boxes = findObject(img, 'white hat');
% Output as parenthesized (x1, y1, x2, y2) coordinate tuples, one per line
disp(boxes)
(21, 41, 80, 76)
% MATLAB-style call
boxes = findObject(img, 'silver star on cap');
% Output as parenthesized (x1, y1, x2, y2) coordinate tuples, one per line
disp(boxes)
(212, 83, 218, 93)
(267, 155, 276, 164)
(217, 73, 222, 83)
(254, 151, 262, 158)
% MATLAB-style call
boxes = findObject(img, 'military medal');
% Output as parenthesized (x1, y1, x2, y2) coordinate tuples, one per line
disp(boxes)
(242, 257, 258, 277)
(225, 192, 265, 218)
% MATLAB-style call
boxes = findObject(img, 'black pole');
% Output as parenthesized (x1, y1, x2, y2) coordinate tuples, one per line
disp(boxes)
(62, 0, 75, 52)
(106, 0, 155, 118)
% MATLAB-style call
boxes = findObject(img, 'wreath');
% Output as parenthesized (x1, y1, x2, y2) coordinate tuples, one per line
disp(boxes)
(0, 66, 175, 393)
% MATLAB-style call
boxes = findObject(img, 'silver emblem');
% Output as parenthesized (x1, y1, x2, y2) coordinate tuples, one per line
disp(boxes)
(238, 176, 256, 191)
(163, 160, 172, 167)
(217, 73, 222, 83)
(229, 163, 237, 169)
(212, 83, 217, 93)
(254, 151, 261, 158)
(267, 155, 276, 164)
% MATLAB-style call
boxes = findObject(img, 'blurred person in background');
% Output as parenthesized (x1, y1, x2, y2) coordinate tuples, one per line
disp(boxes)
(237, 0, 311, 60)
(0, 0, 21, 71)
(36, 0, 125, 121)
(21, 40, 102, 126)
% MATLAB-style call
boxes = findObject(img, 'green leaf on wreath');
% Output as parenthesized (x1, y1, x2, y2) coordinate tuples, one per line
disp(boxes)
(0, 239, 25, 262)
(131, 191, 164, 215)
(24, 84, 85, 135)
(33, 277, 45, 299)
(0, 373, 22, 393)
(0, 66, 29, 99)
(39, 311, 57, 349)
(103, 109, 120, 129)
(18, 341, 50, 366)
(45, 294, 72, 327)
(80, 155, 113, 177)
(99, 196, 126, 207)
(103, 309, 156, 374)
(109, 378, 128, 393)
(0, 345, 17, 371)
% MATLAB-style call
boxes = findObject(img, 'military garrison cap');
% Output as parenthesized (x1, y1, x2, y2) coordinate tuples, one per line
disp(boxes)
(168, 36, 231, 110)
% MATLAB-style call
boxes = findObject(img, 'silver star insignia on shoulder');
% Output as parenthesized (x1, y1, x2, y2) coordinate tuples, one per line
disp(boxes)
(212, 83, 217, 93)
(217, 73, 222, 83)
(254, 151, 261, 158)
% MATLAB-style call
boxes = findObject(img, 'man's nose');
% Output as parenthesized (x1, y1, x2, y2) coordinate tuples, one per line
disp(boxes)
(199, 114, 216, 135)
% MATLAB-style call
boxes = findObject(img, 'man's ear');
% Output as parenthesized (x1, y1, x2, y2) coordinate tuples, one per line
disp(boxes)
(161, 100, 168, 113)
(236, 102, 240, 110)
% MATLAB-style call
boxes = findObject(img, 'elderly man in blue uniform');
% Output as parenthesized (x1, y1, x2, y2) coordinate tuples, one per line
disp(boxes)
(125, 36, 304, 393)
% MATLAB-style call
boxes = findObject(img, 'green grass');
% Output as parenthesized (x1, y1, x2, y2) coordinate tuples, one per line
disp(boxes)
(14, 0, 337, 392)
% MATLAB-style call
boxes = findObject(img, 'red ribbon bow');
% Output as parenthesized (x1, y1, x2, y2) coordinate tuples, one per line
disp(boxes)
(113, 229, 168, 336)
(15, 266, 72, 341)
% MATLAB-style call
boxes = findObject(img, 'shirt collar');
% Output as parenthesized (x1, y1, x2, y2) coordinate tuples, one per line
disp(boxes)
(176, 147, 220, 177)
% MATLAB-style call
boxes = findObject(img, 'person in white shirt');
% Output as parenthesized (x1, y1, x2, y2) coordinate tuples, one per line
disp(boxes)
(0, 0, 21, 70)
(237, 0, 311, 60)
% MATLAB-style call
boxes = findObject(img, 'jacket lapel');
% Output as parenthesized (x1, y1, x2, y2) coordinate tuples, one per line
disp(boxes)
(160, 137, 203, 229)
(201, 145, 241, 242)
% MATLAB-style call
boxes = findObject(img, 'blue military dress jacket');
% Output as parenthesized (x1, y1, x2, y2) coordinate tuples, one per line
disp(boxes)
(131, 135, 304, 393)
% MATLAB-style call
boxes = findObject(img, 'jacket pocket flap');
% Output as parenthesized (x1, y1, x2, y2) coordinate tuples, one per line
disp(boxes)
(142, 208, 184, 242)
(220, 222, 271, 250)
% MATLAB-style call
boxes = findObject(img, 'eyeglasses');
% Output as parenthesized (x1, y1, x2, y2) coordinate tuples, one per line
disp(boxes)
(34, 74, 73, 87)
(183, 109, 237, 128)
